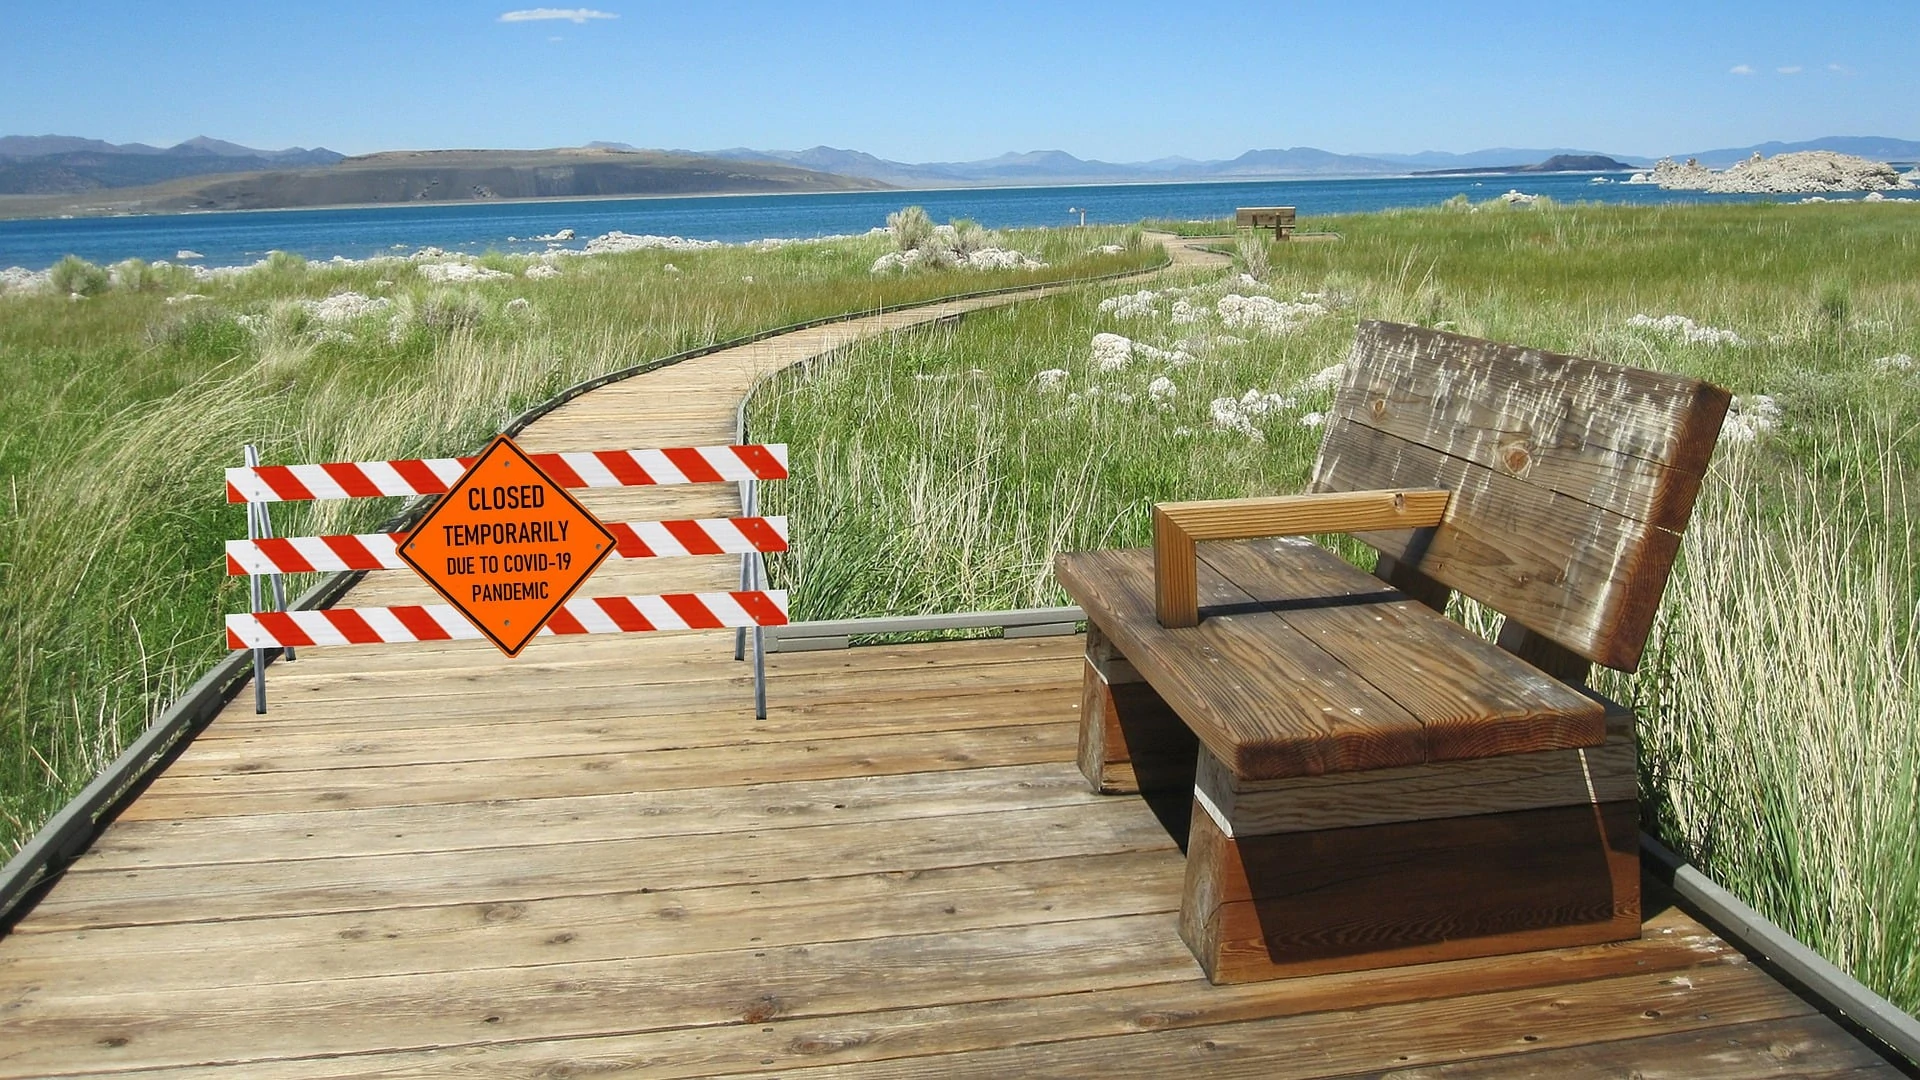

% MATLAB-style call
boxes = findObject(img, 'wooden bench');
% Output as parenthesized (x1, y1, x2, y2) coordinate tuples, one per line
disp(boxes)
(1235, 206, 1296, 240)
(1056, 321, 1731, 984)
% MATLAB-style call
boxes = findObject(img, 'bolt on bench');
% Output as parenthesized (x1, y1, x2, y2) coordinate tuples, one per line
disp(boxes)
(1056, 321, 1731, 984)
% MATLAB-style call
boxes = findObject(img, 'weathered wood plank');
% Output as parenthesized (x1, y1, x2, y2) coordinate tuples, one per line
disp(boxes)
(1195, 712, 1635, 836)
(1327, 321, 1730, 530)
(1343, 1013, 1896, 1079)
(1057, 548, 1430, 780)
(0, 914, 1202, 1077)
(1076, 658, 1196, 795)
(23, 800, 1175, 930)
(80, 763, 1102, 871)
(36, 916, 1743, 1080)
(0, 849, 1185, 994)
(161, 683, 1079, 777)
(720, 963, 1809, 1080)
(1199, 538, 1605, 760)
(0, 913, 1743, 1079)
(1315, 423, 1681, 671)
(122, 721, 1075, 820)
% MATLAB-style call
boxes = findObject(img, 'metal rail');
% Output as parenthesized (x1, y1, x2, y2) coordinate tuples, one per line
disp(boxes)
(1641, 834, 1920, 1066)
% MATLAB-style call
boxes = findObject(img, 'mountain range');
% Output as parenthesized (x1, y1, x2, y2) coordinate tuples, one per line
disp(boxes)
(668, 136, 1919, 187)
(3, 134, 1916, 215)
(0, 135, 344, 195)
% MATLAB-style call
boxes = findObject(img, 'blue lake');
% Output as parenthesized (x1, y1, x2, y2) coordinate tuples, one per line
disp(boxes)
(0, 173, 1797, 270)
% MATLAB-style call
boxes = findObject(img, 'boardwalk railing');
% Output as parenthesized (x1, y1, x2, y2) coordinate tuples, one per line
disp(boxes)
(225, 442, 792, 715)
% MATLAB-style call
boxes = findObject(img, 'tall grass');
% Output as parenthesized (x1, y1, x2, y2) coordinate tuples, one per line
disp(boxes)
(751, 202, 1920, 1012)
(0, 226, 1159, 857)
(1606, 436, 1920, 1010)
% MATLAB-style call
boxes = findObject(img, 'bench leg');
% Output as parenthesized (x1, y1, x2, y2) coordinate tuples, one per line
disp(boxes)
(1076, 623, 1195, 795)
(1178, 739, 1642, 984)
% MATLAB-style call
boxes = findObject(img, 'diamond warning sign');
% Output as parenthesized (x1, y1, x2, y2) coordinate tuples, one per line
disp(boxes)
(397, 435, 616, 656)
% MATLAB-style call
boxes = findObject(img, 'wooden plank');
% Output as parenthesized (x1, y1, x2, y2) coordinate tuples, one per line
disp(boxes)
(0, 848, 1185, 994)
(1200, 538, 1605, 760)
(1181, 800, 1641, 983)
(1314, 423, 1682, 672)
(43, 916, 1748, 1080)
(1340, 1014, 1897, 1079)
(1152, 489, 1449, 627)
(1196, 713, 1634, 836)
(78, 763, 1103, 872)
(121, 721, 1076, 820)
(1327, 321, 1730, 531)
(1076, 659, 1196, 796)
(23, 800, 1174, 930)
(0, 913, 1203, 1077)
(712, 963, 1810, 1080)
(157, 685, 1082, 777)
(1057, 548, 1430, 780)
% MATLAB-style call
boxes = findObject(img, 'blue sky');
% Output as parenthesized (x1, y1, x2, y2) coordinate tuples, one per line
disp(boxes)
(1, 2, 1913, 161)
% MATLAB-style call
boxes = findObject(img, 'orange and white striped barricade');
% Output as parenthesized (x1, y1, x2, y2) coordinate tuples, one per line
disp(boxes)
(226, 439, 790, 716)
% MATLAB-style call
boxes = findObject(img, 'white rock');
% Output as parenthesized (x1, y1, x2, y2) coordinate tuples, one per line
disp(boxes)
(524, 263, 562, 280)
(164, 293, 208, 304)
(1646, 151, 1906, 194)
(1300, 412, 1327, 428)
(506, 298, 533, 315)
(1300, 363, 1347, 393)
(1148, 376, 1177, 406)
(1033, 368, 1070, 391)
(1097, 289, 1159, 318)
(1216, 294, 1327, 334)
(582, 231, 723, 255)
(419, 261, 513, 283)
(1627, 313, 1743, 346)
(176, 249, 204, 260)
(1091, 332, 1134, 371)
(302, 292, 392, 323)
(0, 266, 51, 294)
(1872, 353, 1915, 373)
(1719, 394, 1781, 443)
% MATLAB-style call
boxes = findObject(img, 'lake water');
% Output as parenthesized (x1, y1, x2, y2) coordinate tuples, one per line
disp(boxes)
(0, 173, 1801, 270)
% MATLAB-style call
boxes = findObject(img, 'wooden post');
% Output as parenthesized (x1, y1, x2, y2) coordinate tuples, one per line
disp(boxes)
(1077, 622, 1196, 794)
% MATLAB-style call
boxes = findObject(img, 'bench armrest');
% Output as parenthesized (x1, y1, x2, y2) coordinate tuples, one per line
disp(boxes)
(1152, 488, 1450, 627)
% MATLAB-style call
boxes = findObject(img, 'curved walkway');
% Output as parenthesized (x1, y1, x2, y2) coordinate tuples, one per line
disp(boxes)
(0, 238, 1884, 1078)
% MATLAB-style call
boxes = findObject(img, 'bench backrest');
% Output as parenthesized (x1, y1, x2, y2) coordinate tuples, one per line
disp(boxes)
(1235, 206, 1296, 229)
(1309, 321, 1730, 673)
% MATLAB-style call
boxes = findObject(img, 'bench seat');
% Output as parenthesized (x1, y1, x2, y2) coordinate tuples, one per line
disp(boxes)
(1057, 539, 1604, 782)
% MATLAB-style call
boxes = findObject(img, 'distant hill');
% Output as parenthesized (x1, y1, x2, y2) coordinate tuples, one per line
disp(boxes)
(0, 135, 343, 194)
(697, 145, 1405, 186)
(1414, 154, 1636, 176)
(1361, 147, 1656, 170)
(1680, 136, 1920, 168)
(0, 147, 890, 218)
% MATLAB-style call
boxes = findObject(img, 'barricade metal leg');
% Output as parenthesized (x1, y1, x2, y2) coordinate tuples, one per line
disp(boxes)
(245, 445, 268, 714)
(260, 500, 293, 664)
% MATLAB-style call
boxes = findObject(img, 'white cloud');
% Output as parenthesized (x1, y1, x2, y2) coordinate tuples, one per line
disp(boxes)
(1828, 63, 1852, 74)
(1729, 64, 1753, 75)
(1777, 65, 1803, 75)
(499, 8, 618, 23)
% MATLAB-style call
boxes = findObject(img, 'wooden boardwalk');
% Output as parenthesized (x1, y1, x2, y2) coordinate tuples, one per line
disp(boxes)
(0, 248, 1905, 1077)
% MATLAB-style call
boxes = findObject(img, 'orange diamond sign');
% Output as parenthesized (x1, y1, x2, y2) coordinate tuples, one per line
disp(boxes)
(398, 435, 615, 657)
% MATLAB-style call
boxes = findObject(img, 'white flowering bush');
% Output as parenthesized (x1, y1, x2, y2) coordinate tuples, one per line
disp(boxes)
(1719, 394, 1782, 444)
(1627, 313, 1744, 346)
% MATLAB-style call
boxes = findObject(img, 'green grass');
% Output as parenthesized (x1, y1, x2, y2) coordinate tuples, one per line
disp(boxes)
(751, 201, 1920, 1013)
(0, 224, 1160, 858)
